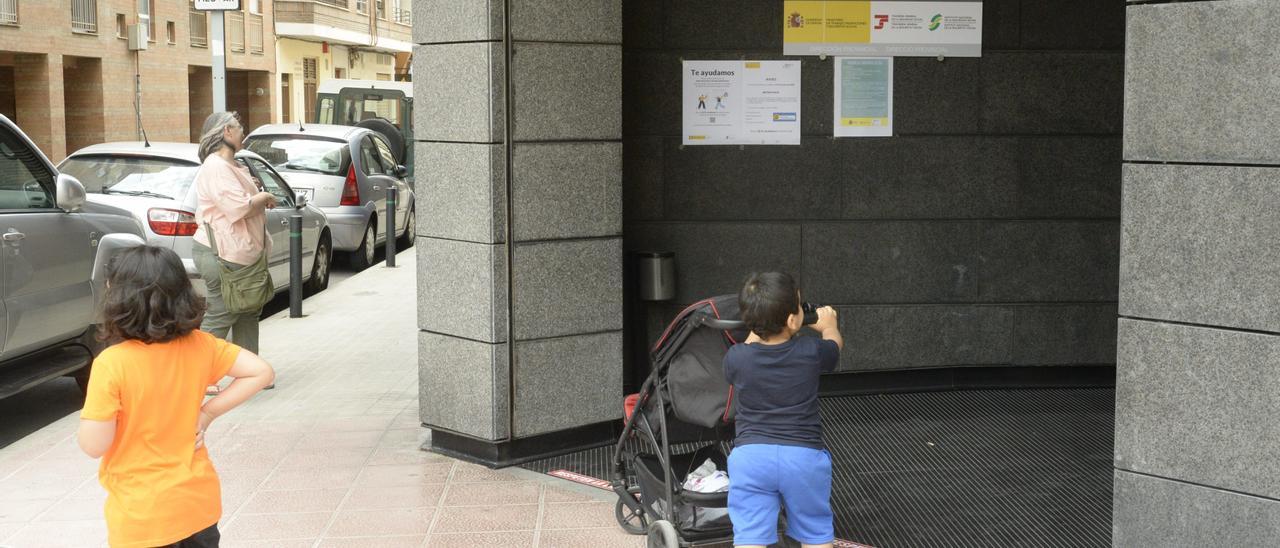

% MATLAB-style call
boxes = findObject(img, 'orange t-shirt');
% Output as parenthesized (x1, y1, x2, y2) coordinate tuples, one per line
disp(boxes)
(81, 330, 241, 548)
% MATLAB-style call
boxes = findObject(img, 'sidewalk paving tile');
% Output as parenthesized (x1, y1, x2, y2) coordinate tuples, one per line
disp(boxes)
(442, 481, 543, 506)
(541, 501, 625, 530)
(431, 504, 540, 533)
(0, 498, 56, 523)
(4, 519, 107, 548)
(355, 463, 455, 487)
(239, 488, 349, 515)
(325, 507, 435, 537)
(29, 495, 105, 522)
(319, 535, 427, 548)
(538, 528, 647, 548)
(343, 484, 446, 510)
(222, 511, 334, 541)
(427, 531, 537, 548)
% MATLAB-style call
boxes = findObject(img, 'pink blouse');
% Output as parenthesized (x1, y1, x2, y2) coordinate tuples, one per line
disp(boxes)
(191, 155, 271, 266)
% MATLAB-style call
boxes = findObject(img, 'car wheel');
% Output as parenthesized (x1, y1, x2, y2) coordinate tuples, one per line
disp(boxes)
(306, 235, 331, 294)
(397, 207, 415, 249)
(349, 220, 377, 271)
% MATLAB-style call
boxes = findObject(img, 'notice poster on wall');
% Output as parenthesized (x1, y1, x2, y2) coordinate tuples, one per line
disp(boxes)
(834, 57, 892, 137)
(783, 1, 982, 57)
(683, 60, 802, 146)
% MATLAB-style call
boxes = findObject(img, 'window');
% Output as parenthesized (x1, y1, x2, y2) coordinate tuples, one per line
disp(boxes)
(189, 2, 207, 47)
(334, 67, 346, 79)
(147, 0, 155, 42)
(356, 0, 367, 15)
(359, 137, 384, 175)
(166, 21, 174, 44)
(116, 13, 126, 38)
(316, 97, 335, 125)
(0, 127, 56, 210)
(58, 156, 199, 200)
(0, 0, 17, 26)
(243, 136, 348, 177)
(375, 0, 385, 20)
(71, 0, 98, 34)
(242, 159, 292, 207)
(372, 136, 398, 172)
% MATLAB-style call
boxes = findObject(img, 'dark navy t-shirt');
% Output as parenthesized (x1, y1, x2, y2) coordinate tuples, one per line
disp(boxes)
(723, 336, 840, 450)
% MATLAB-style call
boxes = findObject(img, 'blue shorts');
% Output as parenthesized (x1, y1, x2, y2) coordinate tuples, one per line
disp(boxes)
(727, 443, 834, 546)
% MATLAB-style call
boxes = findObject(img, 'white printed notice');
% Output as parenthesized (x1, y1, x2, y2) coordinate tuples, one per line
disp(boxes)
(683, 60, 801, 146)
(834, 57, 893, 137)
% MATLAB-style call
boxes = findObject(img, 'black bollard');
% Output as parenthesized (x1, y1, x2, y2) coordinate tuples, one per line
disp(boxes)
(385, 185, 397, 268)
(289, 211, 303, 318)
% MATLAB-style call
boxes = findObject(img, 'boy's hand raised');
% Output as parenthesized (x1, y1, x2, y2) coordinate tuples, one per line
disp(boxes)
(813, 306, 838, 331)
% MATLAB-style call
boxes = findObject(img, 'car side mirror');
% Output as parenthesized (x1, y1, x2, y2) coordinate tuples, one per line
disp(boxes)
(393, 165, 408, 179)
(294, 191, 308, 209)
(56, 174, 86, 212)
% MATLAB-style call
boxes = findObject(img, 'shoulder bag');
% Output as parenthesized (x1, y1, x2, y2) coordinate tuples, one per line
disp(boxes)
(205, 221, 274, 315)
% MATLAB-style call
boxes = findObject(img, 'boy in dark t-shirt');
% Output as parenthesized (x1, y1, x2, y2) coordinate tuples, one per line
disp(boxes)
(723, 272, 842, 548)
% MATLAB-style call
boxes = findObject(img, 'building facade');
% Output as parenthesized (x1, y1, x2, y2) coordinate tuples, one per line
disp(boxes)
(272, 0, 411, 124)
(0, 0, 276, 161)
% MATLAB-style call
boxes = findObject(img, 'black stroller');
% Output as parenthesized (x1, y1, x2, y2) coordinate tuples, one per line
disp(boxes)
(611, 295, 807, 547)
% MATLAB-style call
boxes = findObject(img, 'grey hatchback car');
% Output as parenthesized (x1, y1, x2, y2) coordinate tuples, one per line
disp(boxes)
(59, 142, 334, 295)
(244, 124, 415, 270)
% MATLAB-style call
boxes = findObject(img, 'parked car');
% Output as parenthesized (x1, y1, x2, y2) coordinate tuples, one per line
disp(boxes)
(243, 124, 415, 271)
(59, 143, 333, 295)
(0, 114, 146, 399)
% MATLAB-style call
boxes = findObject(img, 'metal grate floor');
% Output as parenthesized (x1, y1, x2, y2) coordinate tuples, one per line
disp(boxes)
(521, 387, 1114, 548)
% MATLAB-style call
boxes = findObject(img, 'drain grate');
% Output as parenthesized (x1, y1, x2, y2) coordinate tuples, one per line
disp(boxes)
(521, 388, 1114, 548)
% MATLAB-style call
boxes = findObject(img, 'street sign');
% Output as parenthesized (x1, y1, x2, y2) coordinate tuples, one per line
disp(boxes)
(194, 0, 241, 10)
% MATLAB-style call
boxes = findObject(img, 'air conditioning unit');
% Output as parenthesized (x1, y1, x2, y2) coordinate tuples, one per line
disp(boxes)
(128, 23, 148, 51)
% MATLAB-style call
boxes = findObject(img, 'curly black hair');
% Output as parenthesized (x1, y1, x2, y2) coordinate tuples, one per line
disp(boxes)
(99, 246, 206, 344)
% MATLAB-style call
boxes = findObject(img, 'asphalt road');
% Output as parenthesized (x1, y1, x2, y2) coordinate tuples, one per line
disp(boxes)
(0, 253, 373, 450)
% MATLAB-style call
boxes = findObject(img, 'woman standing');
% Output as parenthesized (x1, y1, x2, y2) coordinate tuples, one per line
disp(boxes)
(191, 112, 277, 390)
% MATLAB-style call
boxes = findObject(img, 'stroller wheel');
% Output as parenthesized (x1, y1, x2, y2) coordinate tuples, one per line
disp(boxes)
(646, 520, 679, 548)
(614, 486, 648, 535)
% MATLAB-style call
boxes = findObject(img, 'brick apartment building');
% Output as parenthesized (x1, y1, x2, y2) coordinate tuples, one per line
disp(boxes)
(0, 1, 278, 162)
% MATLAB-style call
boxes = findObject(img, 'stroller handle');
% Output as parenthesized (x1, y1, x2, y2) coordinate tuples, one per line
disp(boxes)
(701, 317, 745, 330)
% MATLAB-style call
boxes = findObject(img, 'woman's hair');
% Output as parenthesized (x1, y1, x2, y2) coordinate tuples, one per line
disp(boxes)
(738, 271, 800, 338)
(197, 111, 241, 163)
(99, 246, 206, 344)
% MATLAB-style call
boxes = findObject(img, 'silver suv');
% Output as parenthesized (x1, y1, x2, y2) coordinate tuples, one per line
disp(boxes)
(0, 115, 145, 398)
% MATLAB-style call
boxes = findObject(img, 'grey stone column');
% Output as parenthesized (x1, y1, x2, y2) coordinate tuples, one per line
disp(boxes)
(1116, 1, 1280, 545)
(413, 1, 622, 464)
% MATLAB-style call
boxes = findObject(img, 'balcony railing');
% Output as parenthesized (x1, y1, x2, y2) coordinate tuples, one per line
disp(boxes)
(190, 8, 207, 47)
(0, 0, 17, 25)
(248, 13, 263, 54)
(71, 0, 97, 34)
(227, 10, 244, 52)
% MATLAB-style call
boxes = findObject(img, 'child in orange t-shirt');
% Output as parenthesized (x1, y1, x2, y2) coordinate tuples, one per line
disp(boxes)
(78, 246, 275, 548)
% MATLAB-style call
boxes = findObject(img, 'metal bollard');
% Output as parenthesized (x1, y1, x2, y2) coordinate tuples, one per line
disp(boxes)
(289, 211, 303, 318)
(385, 185, 397, 268)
